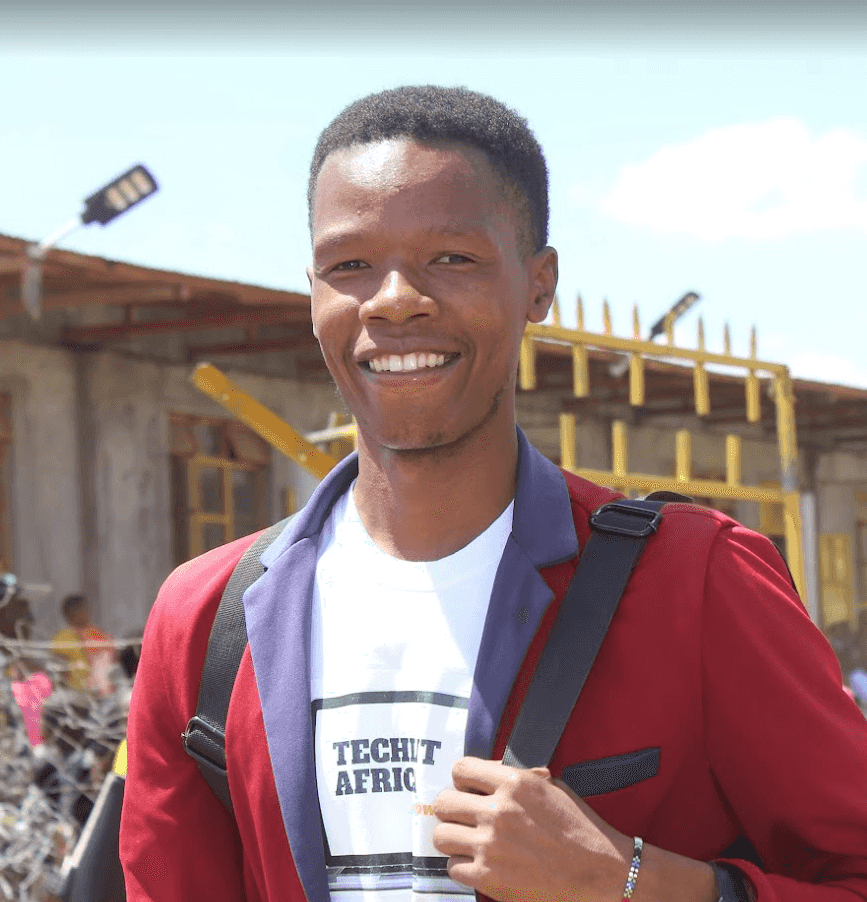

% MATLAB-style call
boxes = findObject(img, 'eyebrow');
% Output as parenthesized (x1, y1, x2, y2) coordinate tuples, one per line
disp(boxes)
(313, 225, 492, 258)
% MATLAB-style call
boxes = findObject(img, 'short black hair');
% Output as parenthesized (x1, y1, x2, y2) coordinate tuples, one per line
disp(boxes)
(61, 593, 87, 621)
(308, 85, 549, 255)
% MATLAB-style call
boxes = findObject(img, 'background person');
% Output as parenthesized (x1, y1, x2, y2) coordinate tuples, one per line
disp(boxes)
(52, 594, 116, 697)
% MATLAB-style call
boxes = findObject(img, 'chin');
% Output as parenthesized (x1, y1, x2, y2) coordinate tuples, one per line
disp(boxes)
(377, 422, 496, 462)
(379, 429, 452, 453)
(358, 390, 506, 457)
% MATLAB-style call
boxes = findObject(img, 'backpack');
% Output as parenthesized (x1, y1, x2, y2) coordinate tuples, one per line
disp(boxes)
(182, 493, 687, 811)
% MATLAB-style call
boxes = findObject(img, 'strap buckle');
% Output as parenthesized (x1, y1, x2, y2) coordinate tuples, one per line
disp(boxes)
(182, 715, 227, 774)
(589, 502, 663, 538)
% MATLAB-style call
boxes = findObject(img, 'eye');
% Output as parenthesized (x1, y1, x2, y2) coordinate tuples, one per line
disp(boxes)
(330, 260, 369, 273)
(433, 253, 472, 265)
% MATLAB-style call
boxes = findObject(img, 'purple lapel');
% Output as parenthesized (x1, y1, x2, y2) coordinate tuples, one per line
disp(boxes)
(464, 429, 578, 759)
(244, 453, 359, 902)
(243, 429, 577, 897)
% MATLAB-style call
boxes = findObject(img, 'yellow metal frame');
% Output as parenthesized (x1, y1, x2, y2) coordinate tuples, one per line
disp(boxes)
(189, 303, 806, 609)
(523, 299, 807, 608)
(855, 491, 867, 615)
(186, 452, 264, 558)
(818, 532, 855, 628)
(190, 363, 356, 481)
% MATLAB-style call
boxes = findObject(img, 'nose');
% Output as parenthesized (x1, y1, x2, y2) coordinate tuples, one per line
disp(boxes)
(360, 269, 435, 325)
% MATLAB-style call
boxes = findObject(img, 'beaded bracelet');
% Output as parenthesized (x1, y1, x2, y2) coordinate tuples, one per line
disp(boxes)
(621, 836, 644, 902)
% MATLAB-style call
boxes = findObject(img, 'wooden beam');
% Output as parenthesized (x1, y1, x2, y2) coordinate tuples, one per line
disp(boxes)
(0, 235, 311, 311)
(800, 416, 867, 432)
(63, 306, 313, 343)
(36, 247, 310, 308)
(187, 334, 319, 361)
(297, 356, 330, 371)
(0, 284, 184, 320)
(0, 258, 25, 277)
(41, 284, 183, 310)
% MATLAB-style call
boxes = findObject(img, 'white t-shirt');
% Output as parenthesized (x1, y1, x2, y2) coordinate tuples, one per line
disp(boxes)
(311, 484, 513, 902)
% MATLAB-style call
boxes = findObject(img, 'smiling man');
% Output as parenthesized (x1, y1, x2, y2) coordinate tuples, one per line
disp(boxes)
(120, 87, 867, 902)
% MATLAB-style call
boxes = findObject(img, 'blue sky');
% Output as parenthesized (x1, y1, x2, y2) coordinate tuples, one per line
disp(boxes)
(2, 4, 866, 388)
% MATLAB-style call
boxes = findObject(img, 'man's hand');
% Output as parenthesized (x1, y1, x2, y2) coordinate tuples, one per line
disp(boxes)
(431, 756, 633, 902)
(432, 757, 719, 902)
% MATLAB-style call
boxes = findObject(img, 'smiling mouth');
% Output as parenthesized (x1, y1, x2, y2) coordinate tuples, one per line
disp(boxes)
(365, 352, 459, 373)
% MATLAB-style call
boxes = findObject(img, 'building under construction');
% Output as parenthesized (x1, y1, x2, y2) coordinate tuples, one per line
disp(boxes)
(1, 233, 866, 672)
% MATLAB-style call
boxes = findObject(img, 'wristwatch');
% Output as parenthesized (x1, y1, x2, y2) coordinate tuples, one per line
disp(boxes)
(709, 863, 754, 902)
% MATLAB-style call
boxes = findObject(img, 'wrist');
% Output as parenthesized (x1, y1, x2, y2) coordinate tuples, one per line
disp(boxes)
(620, 837, 644, 901)
(619, 840, 718, 902)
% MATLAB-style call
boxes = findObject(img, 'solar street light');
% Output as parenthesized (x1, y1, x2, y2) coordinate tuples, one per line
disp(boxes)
(609, 291, 701, 377)
(22, 164, 159, 319)
(646, 291, 701, 341)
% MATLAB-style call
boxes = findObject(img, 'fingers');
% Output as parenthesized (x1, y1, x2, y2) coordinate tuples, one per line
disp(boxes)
(432, 822, 490, 890)
(433, 787, 488, 826)
(450, 756, 502, 794)
(451, 756, 551, 794)
(446, 855, 487, 891)
(432, 820, 482, 858)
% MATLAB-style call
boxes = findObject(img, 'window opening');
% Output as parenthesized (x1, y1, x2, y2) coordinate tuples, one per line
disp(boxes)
(169, 414, 271, 564)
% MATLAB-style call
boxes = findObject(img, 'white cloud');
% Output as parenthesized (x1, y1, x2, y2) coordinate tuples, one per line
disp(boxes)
(600, 118, 867, 240)
(788, 350, 867, 390)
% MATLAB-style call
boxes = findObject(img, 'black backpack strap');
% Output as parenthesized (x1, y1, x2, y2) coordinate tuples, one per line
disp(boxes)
(182, 516, 291, 812)
(502, 499, 667, 769)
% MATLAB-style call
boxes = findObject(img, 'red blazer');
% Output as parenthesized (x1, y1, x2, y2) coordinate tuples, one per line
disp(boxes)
(121, 433, 867, 902)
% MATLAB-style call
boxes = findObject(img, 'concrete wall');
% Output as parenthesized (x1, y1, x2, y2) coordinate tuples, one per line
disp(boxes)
(0, 339, 343, 637)
(82, 352, 342, 635)
(2, 335, 866, 637)
(815, 449, 867, 535)
(81, 354, 173, 638)
(0, 339, 83, 637)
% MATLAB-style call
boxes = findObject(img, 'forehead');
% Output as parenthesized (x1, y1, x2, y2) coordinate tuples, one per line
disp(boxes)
(311, 138, 514, 240)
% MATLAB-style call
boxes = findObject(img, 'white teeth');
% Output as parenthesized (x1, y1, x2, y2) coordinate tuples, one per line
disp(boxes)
(367, 352, 453, 372)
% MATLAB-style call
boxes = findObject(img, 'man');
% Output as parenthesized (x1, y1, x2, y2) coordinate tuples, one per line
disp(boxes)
(120, 86, 867, 902)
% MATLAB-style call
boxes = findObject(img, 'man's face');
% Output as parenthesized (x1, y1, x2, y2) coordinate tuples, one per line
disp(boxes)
(308, 137, 556, 454)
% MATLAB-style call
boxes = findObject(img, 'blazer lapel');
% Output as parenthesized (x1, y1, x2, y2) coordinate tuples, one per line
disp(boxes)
(465, 430, 579, 760)
(465, 537, 557, 759)
(244, 454, 359, 902)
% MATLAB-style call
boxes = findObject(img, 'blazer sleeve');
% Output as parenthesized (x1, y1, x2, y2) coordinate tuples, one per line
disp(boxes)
(119, 558, 247, 902)
(701, 524, 867, 902)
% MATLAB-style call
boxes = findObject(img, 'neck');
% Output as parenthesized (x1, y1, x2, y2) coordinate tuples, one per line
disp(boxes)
(353, 423, 519, 562)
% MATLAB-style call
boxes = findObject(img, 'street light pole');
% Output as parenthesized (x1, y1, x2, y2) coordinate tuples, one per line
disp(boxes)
(22, 218, 84, 318)
(21, 164, 159, 319)
(609, 291, 701, 377)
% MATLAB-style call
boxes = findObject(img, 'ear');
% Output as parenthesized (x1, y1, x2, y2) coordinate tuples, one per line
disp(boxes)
(526, 246, 558, 324)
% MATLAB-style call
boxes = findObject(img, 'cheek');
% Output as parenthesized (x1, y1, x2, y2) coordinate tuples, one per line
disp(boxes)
(311, 291, 353, 350)
(472, 301, 526, 360)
